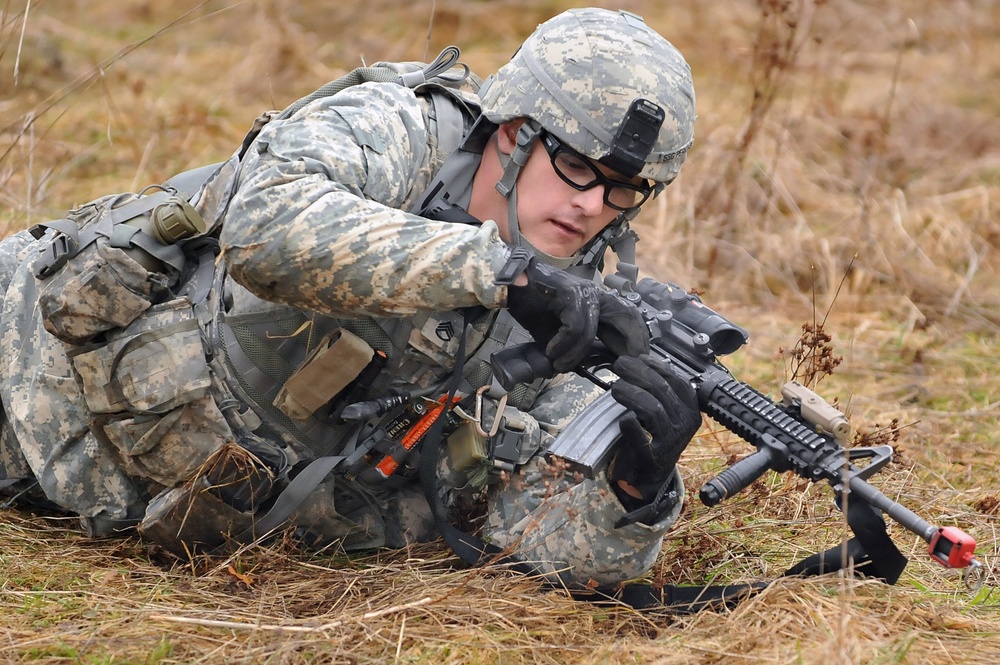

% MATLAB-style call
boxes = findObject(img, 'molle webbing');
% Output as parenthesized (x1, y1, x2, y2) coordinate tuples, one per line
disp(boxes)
(218, 306, 351, 458)
(460, 309, 542, 411)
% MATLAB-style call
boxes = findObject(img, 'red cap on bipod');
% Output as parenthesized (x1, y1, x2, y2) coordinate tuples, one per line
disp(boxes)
(928, 526, 979, 569)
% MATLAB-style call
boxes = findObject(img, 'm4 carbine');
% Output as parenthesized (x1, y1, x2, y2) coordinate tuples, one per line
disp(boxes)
(490, 277, 982, 582)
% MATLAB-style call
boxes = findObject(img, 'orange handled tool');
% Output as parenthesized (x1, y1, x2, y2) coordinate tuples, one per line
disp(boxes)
(375, 395, 460, 478)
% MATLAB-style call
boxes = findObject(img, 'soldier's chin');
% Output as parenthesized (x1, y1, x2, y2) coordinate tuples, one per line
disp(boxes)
(525, 230, 584, 260)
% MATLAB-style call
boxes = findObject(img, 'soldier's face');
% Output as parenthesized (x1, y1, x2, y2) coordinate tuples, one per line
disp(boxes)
(496, 124, 625, 258)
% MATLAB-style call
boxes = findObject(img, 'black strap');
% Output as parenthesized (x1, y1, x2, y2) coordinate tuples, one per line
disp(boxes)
(418, 310, 491, 563)
(573, 580, 769, 614)
(784, 496, 907, 583)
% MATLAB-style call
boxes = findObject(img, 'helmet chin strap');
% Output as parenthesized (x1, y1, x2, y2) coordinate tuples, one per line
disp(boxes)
(493, 121, 584, 270)
(494, 121, 540, 255)
(494, 121, 539, 199)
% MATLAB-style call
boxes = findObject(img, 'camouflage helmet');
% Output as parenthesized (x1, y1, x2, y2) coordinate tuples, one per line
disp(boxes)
(479, 8, 695, 184)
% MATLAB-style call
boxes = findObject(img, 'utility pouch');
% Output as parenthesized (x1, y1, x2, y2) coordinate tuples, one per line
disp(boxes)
(449, 391, 539, 476)
(94, 395, 233, 488)
(72, 298, 211, 415)
(70, 298, 231, 488)
(273, 329, 374, 421)
(447, 417, 488, 472)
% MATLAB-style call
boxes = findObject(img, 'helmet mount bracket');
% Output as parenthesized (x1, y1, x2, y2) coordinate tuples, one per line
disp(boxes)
(601, 98, 665, 178)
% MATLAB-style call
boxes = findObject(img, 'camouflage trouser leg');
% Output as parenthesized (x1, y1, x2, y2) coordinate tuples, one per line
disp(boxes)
(0, 234, 146, 533)
(0, 231, 46, 503)
(0, 416, 35, 500)
(482, 457, 682, 587)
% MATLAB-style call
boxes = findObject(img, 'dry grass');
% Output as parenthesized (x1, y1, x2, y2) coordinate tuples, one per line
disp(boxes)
(1, 0, 999, 662)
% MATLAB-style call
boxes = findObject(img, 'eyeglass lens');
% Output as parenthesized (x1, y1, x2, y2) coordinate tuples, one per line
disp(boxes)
(542, 135, 651, 211)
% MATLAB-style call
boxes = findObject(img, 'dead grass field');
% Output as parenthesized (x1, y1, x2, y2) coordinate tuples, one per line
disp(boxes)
(1, 0, 998, 663)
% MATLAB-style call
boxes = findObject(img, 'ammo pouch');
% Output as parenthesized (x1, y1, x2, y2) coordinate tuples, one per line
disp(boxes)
(71, 297, 233, 488)
(30, 173, 211, 346)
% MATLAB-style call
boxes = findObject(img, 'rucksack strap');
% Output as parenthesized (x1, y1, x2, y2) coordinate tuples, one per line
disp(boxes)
(238, 47, 471, 161)
(575, 580, 770, 614)
(163, 162, 223, 198)
(279, 47, 463, 123)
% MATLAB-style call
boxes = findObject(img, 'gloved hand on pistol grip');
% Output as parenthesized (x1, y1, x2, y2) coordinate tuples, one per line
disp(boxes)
(505, 256, 650, 374)
(609, 354, 702, 509)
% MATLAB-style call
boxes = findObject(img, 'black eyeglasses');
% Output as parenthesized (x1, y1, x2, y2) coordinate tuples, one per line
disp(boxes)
(539, 132, 654, 211)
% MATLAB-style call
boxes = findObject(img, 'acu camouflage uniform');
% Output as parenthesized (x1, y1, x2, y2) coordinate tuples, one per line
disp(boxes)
(0, 8, 692, 587)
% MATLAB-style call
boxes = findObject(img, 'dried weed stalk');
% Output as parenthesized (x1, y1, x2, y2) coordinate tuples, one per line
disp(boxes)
(697, 0, 822, 277)
(782, 319, 843, 387)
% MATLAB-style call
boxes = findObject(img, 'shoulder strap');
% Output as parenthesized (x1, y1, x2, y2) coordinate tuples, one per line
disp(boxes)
(282, 46, 466, 122)
(427, 89, 469, 158)
(238, 47, 473, 160)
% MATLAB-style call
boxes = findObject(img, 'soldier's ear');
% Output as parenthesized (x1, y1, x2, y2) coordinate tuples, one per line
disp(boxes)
(496, 119, 525, 154)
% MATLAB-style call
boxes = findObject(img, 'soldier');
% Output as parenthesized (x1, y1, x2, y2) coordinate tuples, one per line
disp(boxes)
(0, 8, 701, 588)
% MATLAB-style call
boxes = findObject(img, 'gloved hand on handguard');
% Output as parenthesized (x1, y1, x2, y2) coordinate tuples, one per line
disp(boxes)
(609, 354, 702, 524)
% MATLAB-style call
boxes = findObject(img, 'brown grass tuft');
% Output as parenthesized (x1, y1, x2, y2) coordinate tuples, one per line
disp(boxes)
(2, 0, 999, 663)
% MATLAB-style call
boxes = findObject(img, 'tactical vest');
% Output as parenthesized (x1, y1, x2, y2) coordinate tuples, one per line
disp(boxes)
(210, 274, 541, 466)
(202, 52, 546, 478)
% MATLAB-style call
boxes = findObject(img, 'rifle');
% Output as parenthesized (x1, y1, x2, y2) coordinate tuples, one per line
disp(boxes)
(490, 277, 983, 584)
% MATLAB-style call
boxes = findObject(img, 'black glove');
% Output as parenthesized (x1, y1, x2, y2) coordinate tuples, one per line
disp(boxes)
(502, 250, 650, 373)
(610, 354, 702, 511)
(595, 290, 650, 358)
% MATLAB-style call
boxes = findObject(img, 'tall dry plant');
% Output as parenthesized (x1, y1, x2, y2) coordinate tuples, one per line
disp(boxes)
(694, 0, 821, 280)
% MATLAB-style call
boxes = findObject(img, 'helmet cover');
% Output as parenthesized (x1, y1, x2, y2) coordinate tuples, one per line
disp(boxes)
(480, 8, 696, 183)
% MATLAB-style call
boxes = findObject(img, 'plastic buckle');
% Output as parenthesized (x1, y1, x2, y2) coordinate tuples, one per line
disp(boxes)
(614, 487, 679, 529)
(33, 232, 78, 279)
(489, 421, 523, 473)
(495, 247, 532, 286)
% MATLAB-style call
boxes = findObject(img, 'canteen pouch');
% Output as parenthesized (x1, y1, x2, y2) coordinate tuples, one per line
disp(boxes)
(32, 189, 205, 345)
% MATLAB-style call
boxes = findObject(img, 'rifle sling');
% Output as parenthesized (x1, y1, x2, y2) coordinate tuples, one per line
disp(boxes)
(783, 495, 908, 584)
